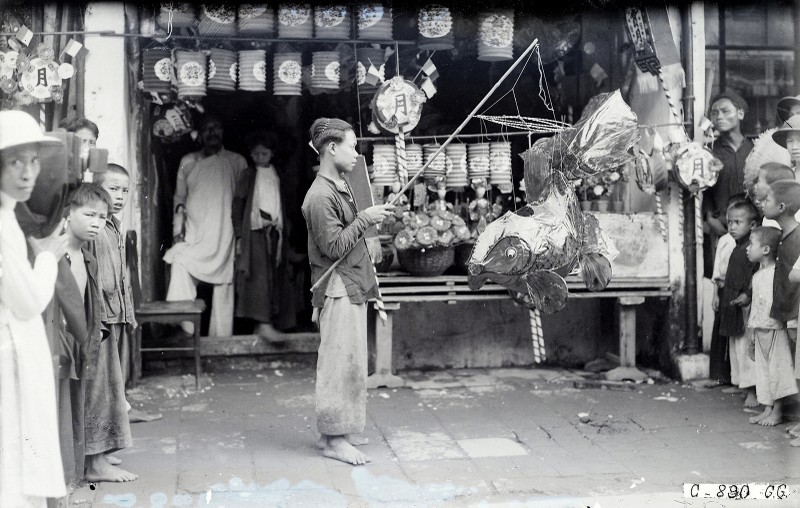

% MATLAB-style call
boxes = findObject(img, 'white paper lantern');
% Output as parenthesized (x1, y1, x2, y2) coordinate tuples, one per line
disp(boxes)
(208, 48, 237, 91)
(314, 5, 350, 39)
(311, 51, 341, 90)
(273, 52, 303, 95)
(278, 3, 313, 38)
(477, 10, 514, 62)
(418, 5, 454, 51)
(158, 3, 195, 30)
(175, 50, 207, 98)
(357, 3, 392, 40)
(238, 4, 275, 35)
(238, 49, 267, 92)
(198, 5, 237, 36)
(142, 48, 173, 94)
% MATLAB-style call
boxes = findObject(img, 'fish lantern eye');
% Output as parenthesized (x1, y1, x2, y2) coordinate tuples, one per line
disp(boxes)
(505, 247, 517, 259)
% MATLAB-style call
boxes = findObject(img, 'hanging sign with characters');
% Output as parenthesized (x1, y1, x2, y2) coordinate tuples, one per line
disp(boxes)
(623, 7, 660, 75)
(371, 76, 427, 134)
(671, 142, 723, 192)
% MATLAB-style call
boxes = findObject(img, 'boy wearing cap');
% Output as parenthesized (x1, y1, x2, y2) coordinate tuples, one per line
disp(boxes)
(777, 95, 800, 126)
(772, 116, 800, 173)
(0, 110, 68, 506)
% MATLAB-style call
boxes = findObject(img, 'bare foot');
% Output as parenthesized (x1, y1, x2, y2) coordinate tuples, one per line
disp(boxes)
(256, 323, 286, 343)
(721, 386, 743, 394)
(790, 436, 800, 447)
(129, 407, 163, 423)
(743, 390, 759, 407)
(788, 423, 800, 437)
(85, 454, 138, 482)
(105, 454, 121, 465)
(322, 436, 371, 465)
(760, 405, 783, 426)
(315, 433, 369, 449)
(749, 406, 771, 424)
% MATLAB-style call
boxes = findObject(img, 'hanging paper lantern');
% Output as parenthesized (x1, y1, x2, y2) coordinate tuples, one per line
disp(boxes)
(237, 49, 267, 92)
(273, 52, 303, 96)
(198, 5, 238, 36)
(371, 144, 398, 186)
(207, 48, 237, 92)
(355, 47, 384, 94)
(19, 57, 61, 102)
(175, 50, 207, 98)
(158, 3, 195, 30)
(311, 51, 340, 90)
(489, 141, 513, 191)
(314, 5, 350, 39)
(423, 143, 446, 182)
(277, 3, 313, 38)
(357, 3, 393, 40)
(418, 5, 454, 51)
(477, 10, 514, 62)
(467, 143, 491, 181)
(142, 48, 173, 94)
(445, 143, 469, 188)
(238, 4, 275, 35)
(371, 77, 427, 134)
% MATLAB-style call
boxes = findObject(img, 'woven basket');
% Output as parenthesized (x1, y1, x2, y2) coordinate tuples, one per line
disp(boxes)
(397, 246, 454, 277)
(374, 242, 395, 273)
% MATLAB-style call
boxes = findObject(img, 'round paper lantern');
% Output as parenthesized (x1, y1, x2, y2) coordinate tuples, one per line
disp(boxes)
(238, 50, 267, 92)
(198, 5, 237, 36)
(478, 10, 514, 61)
(174, 50, 207, 98)
(19, 57, 61, 102)
(314, 5, 350, 39)
(273, 52, 303, 96)
(418, 5, 454, 51)
(278, 3, 313, 39)
(355, 47, 384, 94)
(158, 3, 195, 30)
(371, 77, 427, 134)
(311, 51, 340, 90)
(238, 5, 275, 35)
(357, 3, 393, 40)
(142, 48, 173, 94)
(208, 48, 237, 92)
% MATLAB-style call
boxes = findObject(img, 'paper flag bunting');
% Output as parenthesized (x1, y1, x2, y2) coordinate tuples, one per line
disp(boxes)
(365, 63, 382, 85)
(421, 58, 438, 79)
(16, 25, 33, 46)
(421, 78, 437, 98)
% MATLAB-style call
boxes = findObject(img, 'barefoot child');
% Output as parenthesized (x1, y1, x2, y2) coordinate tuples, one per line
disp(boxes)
(301, 118, 395, 465)
(0, 110, 67, 506)
(746, 226, 798, 426)
(711, 195, 745, 387)
(64, 183, 137, 482)
(761, 180, 800, 444)
(718, 200, 759, 406)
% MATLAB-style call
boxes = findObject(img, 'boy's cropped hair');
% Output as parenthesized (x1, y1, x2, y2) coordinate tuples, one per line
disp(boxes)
(751, 226, 782, 256)
(726, 193, 748, 210)
(760, 163, 795, 185)
(95, 163, 130, 183)
(769, 180, 800, 215)
(69, 182, 112, 211)
(64, 117, 100, 139)
(728, 199, 760, 223)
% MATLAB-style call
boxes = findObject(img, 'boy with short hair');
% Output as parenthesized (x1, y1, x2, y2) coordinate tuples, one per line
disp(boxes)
(718, 200, 760, 406)
(745, 226, 798, 426)
(762, 180, 800, 444)
(753, 163, 795, 228)
(65, 183, 137, 482)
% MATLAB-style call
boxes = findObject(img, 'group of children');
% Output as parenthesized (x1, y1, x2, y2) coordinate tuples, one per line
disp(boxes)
(0, 112, 140, 506)
(711, 161, 800, 444)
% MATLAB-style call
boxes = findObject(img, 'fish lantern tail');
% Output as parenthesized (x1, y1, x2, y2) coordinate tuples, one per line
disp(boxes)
(579, 253, 612, 291)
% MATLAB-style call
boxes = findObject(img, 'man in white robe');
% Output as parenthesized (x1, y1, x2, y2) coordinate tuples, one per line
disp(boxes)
(164, 116, 247, 337)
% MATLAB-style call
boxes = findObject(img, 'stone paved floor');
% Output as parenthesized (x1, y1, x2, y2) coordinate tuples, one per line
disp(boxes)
(71, 360, 800, 507)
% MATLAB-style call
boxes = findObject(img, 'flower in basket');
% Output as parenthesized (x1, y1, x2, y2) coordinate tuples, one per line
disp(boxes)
(393, 209, 472, 251)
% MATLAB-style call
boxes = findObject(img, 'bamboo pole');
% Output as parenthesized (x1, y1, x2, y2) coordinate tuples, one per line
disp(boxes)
(310, 38, 540, 292)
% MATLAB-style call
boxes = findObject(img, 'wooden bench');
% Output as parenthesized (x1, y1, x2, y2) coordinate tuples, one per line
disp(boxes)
(367, 272, 672, 388)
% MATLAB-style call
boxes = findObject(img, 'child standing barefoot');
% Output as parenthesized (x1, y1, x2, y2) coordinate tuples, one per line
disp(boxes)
(301, 118, 394, 465)
(718, 201, 759, 406)
(745, 227, 798, 426)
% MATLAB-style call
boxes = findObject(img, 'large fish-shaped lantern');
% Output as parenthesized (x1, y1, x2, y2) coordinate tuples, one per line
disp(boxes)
(467, 91, 638, 313)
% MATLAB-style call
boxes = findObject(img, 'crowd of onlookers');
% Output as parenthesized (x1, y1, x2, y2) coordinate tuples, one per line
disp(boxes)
(705, 92, 800, 442)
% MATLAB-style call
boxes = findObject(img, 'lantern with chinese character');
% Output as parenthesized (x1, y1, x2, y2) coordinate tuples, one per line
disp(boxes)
(311, 51, 340, 90)
(238, 4, 275, 35)
(142, 47, 173, 94)
(19, 57, 61, 102)
(207, 48, 237, 92)
(357, 3, 393, 40)
(314, 5, 350, 39)
(477, 10, 514, 62)
(238, 50, 267, 92)
(672, 142, 723, 192)
(278, 3, 313, 38)
(371, 77, 426, 134)
(418, 5, 454, 51)
(175, 50, 207, 98)
(273, 51, 303, 95)
(198, 5, 237, 36)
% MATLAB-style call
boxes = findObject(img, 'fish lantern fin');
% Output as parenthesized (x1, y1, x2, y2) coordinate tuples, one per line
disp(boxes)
(523, 270, 568, 314)
(520, 138, 554, 204)
(579, 252, 612, 291)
